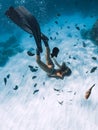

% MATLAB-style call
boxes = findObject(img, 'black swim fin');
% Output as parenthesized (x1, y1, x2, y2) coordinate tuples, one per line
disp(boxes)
(5, 6, 42, 53)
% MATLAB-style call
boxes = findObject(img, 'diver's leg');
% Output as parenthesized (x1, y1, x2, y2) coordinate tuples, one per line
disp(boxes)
(41, 34, 54, 66)
(45, 46, 54, 67)
(41, 33, 49, 47)
(36, 49, 51, 73)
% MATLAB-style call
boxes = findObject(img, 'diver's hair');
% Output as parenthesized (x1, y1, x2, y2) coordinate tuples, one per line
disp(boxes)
(61, 62, 72, 76)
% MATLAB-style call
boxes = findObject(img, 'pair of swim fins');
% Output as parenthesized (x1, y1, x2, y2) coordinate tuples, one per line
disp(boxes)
(5, 6, 47, 53)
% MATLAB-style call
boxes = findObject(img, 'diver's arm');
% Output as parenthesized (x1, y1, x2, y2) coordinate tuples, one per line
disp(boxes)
(48, 74, 64, 79)
(52, 57, 61, 68)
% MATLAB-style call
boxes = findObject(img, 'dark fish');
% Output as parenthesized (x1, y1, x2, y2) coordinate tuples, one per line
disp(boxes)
(67, 26, 70, 29)
(50, 37, 53, 40)
(76, 26, 80, 30)
(67, 62, 71, 64)
(56, 32, 59, 35)
(92, 57, 97, 60)
(28, 65, 38, 72)
(73, 44, 77, 46)
(13, 85, 18, 90)
(43, 82, 45, 85)
(83, 24, 86, 27)
(32, 76, 37, 79)
(34, 83, 37, 87)
(54, 88, 60, 92)
(33, 89, 39, 94)
(74, 92, 76, 95)
(73, 57, 76, 60)
(55, 21, 58, 24)
(4, 78, 7, 85)
(58, 101, 63, 105)
(7, 74, 10, 78)
(90, 67, 97, 73)
(27, 51, 35, 56)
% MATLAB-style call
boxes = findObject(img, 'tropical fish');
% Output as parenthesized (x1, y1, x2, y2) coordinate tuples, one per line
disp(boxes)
(85, 84, 95, 99)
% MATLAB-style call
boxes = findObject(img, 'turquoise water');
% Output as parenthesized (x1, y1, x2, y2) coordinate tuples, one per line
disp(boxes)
(0, 0, 98, 33)
(0, 0, 98, 67)
(0, 1, 98, 130)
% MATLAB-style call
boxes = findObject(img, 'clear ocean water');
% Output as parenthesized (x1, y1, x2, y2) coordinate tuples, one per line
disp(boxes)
(0, 1, 98, 130)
